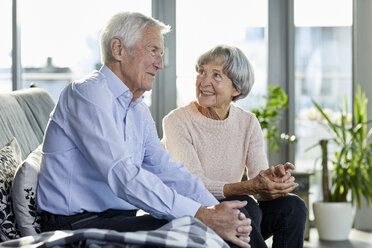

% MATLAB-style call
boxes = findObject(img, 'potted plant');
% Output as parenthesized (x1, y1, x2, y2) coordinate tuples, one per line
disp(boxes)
(310, 86, 372, 240)
(251, 85, 296, 152)
(354, 195, 372, 231)
(241, 85, 296, 182)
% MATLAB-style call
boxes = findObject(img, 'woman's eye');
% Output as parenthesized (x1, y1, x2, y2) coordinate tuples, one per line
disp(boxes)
(198, 69, 205, 75)
(214, 73, 222, 80)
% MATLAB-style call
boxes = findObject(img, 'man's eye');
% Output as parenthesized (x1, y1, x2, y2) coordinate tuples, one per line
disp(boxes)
(198, 69, 205, 75)
(150, 49, 156, 56)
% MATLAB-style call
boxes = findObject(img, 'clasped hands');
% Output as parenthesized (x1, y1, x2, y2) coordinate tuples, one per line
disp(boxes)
(253, 162, 298, 200)
(195, 200, 252, 248)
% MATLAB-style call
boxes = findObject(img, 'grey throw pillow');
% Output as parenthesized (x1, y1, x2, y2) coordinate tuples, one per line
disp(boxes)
(12, 145, 42, 237)
(0, 138, 21, 241)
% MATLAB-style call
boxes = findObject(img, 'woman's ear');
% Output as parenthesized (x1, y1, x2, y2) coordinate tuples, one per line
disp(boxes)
(110, 37, 127, 61)
(232, 88, 241, 97)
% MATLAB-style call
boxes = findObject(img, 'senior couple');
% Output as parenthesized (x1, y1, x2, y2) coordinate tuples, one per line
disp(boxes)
(37, 12, 306, 248)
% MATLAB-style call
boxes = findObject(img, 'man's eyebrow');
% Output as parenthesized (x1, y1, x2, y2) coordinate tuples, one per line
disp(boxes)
(147, 43, 159, 49)
(148, 44, 163, 52)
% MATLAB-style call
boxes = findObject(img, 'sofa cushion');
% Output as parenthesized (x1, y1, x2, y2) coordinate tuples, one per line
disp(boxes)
(0, 88, 55, 160)
(0, 138, 21, 241)
(12, 88, 55, 145)
(12, 145, 42, 237)
(0, 93, 40, 161)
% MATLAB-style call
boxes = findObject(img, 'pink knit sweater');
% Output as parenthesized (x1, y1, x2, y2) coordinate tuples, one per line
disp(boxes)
(162, 101, 269, 200)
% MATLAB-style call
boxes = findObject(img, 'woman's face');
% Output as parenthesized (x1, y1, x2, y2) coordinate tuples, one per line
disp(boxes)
(195, 59, 240, 112)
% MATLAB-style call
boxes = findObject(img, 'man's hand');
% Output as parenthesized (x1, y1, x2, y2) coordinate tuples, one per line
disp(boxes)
(195, 201, 252, 248)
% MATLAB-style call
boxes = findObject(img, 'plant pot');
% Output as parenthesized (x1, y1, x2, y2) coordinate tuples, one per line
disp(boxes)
(313, 201, 355, 241)
(354, 197, 372, 231)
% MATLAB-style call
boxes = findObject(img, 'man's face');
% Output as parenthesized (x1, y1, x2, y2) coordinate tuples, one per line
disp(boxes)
(120, 25, 164, 99)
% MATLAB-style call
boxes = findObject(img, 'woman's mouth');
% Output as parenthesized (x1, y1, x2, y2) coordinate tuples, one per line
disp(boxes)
(200, 90, 215, 96)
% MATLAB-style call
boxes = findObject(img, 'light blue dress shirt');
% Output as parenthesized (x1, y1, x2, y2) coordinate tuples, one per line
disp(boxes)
(37, 65, 218, 220)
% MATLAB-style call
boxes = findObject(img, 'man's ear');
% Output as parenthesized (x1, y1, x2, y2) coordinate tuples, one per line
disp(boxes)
(110, 37, 127, 61)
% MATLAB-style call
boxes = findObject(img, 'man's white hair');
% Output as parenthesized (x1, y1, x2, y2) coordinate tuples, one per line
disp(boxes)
(100, 12, 170, 64)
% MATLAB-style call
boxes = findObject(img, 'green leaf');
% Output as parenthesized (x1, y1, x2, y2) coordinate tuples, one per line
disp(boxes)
(309, 85, 372, 205)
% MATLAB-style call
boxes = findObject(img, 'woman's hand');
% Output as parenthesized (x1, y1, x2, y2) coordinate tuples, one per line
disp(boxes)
(267, 162, 295, 182)
(223, 162, 297, 199)
(252, 168, 298, 200)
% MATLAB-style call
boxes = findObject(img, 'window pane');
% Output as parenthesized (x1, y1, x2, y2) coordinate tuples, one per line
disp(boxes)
(295, 26, 352, 169)
(294, 0, 352, 27)
(0, 0, 12, 92)
(294, 0, 352, 219)
(176, 0, 268, 111)
(20, 0, 151, 102)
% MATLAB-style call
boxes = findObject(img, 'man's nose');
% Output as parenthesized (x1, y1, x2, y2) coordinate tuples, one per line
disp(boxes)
(154, 55, 163, 70)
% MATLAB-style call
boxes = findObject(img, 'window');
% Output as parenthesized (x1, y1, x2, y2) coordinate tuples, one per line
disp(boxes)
(19, 0, 151, 102)
(294, 0, 352, 218)
(0, 0, 12, 92)
(176, 0, 268, 111)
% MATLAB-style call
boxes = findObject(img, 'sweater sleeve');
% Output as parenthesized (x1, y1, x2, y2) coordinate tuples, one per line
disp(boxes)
(245, 116, 269, 179)
(162, 112, 229, 200)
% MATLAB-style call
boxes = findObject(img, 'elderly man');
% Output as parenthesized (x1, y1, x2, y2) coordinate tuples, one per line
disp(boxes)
(37, 12, 251, 248)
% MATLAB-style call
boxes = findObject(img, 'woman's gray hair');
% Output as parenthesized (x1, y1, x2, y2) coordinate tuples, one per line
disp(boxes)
(195, 45, 255, 101)
(100, 12, 171, 64)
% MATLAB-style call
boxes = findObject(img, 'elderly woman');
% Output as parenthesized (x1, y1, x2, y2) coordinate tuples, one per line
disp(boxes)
(162, 45, 307, 248)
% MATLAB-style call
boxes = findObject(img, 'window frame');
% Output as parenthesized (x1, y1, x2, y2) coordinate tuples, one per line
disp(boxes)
(8, 0, 372, 160)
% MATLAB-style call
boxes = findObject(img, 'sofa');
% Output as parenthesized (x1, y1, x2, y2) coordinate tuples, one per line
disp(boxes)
(0, 87, 227, 247)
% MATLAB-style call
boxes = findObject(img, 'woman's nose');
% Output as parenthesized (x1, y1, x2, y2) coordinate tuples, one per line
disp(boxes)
(200, 76, 212, 86)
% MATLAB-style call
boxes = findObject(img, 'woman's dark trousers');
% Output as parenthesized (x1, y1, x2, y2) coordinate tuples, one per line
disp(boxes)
(222, 194, 307, 248)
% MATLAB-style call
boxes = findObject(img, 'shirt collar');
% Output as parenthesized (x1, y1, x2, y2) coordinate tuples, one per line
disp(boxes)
(100, 65, 144, 106)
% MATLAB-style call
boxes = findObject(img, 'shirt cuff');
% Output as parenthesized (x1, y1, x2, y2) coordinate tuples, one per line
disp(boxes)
(167, 195, 203, 220)
(188, 190, 219, 207)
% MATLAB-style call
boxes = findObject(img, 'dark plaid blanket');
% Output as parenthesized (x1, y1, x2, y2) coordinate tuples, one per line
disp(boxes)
(0, 216, 229, 247)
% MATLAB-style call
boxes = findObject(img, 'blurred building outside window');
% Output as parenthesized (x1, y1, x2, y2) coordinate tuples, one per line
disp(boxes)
(18, 0, 151, 103)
